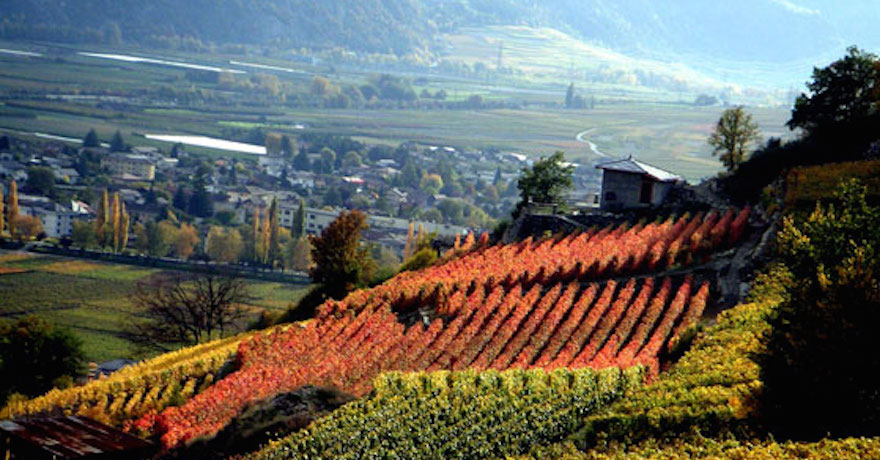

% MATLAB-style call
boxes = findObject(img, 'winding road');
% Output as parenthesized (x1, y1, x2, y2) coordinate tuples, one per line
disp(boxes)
(575, 129, 611, 159)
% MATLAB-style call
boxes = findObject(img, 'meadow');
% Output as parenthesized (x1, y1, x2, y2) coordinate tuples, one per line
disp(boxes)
(0, 251, 309, 363)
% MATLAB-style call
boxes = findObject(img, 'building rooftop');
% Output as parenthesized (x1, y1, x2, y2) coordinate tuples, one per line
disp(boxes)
(0, 416, 154, 459)
(596, 156, 682, 182)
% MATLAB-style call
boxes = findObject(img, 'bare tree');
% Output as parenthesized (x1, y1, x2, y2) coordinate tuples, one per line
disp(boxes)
(126, 270, 251, 352)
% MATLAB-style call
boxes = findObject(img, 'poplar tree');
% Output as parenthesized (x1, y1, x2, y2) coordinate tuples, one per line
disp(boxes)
(95, 189, 110, 248)
(6, 180, 19, 240)
(120, 202, 130, 252)
(111, 193, 121, 253)
(260, 209, 271, 264)
(292, 199, 306, 239)
(268, 197, 280, 263)
(403, 221, 415, 260)
(0, 187, 5, 237)
(252, 207, 261, 263)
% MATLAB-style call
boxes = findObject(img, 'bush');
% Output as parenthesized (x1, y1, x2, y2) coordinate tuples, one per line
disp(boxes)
(759, 179, 880, 438)
(0, 316, 86, 405)
(399, 247, 438, 272)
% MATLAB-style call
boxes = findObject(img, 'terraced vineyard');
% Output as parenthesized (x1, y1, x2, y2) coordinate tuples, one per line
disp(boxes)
(2, 209, 750, 453)
(249, 367, 644, 459)
(135, 210, 744, 449)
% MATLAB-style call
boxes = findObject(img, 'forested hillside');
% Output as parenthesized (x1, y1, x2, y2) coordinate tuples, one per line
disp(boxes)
(3, 0, 878, 64)
(0, 0, 434, 54)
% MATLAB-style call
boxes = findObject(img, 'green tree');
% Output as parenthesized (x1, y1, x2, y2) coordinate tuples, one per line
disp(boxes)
(318, 147, 336, 174)
(293, 150, 311, 171)
(268, 198, 281, 264)
(173, 187, 189, 211)
(399, 161, 421, 188)
(420, 173, 443, 195)
(0, 186, 4, 237)
(0, 316, 86, 404)
(565, 82, 575, 108)
(341, 151, 362, 169)
(25, 166, 56, 197)
(759, 179, 880, 438)
(788, 46, 880, 135)
(206, 226, 243, 263)
(309, 210, 375, 299)
(71, 220, 97, 249)
(83, 129, 100, 148)
(95, 188, 109, 247)
(292, 198, 306, 240)
(708, 106, 761, 172)
(188, 182, 214, 218)
(135, 220, 174, 257)
(110, 130, 125, 152)
(514, 151, 574, 217)
(281, 135, 296, 157)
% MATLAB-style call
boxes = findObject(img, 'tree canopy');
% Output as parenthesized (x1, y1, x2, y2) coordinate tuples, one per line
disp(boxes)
(759, 179, 880, 438)
(514, 151, 574, 216)
(708, 106, 761, 172)
(0, 316, 86, 405)
(788, 46, 880, 135)
(309, 210, 375, 299)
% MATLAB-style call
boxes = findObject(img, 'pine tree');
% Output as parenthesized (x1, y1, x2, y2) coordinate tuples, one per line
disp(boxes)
(110, 130, 125, 152)
(6, 180, 19, 240)
(83, 129, 100, 148)
(281, 135, 296, 157)
(172, 187, 188, 211)
(268, 198, 280, 264)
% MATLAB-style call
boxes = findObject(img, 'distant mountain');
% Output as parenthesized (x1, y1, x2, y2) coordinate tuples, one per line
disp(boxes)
(427, 0, 880, 63)
(0, 0, 435, 54)
(2, 0, 878, 72)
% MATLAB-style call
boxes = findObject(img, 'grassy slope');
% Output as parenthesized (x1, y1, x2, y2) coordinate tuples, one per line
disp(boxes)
(0, 251, 308, 362)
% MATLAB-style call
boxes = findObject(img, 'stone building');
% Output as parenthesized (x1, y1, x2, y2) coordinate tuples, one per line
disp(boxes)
(596, 156, 681, 210)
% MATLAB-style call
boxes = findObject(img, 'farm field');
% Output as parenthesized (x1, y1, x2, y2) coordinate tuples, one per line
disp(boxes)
(0, 41, 791, 181)
(0, 251, 310, 362)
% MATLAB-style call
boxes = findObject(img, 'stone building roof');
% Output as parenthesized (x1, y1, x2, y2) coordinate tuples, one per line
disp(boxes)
(596, 156, 681, 182)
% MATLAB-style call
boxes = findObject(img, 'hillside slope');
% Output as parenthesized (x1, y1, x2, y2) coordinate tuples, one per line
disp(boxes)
(3, 0, 878, 63)
(0, 0, 434, 54)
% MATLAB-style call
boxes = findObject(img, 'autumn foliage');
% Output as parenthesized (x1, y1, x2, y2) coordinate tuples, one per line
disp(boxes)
(140, 211, 745, 449)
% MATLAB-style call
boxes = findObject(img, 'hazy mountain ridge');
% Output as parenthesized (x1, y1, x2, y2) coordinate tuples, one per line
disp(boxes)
(2, 0, 878, 73)
(0, 0, 434, 55)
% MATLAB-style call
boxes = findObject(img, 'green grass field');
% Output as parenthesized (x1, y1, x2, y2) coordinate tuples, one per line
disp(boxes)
(0, 251, 309, 362)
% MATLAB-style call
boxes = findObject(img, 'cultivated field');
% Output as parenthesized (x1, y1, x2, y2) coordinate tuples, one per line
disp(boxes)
(0, 251, 309, 362)
(0, 39, 791, 181)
